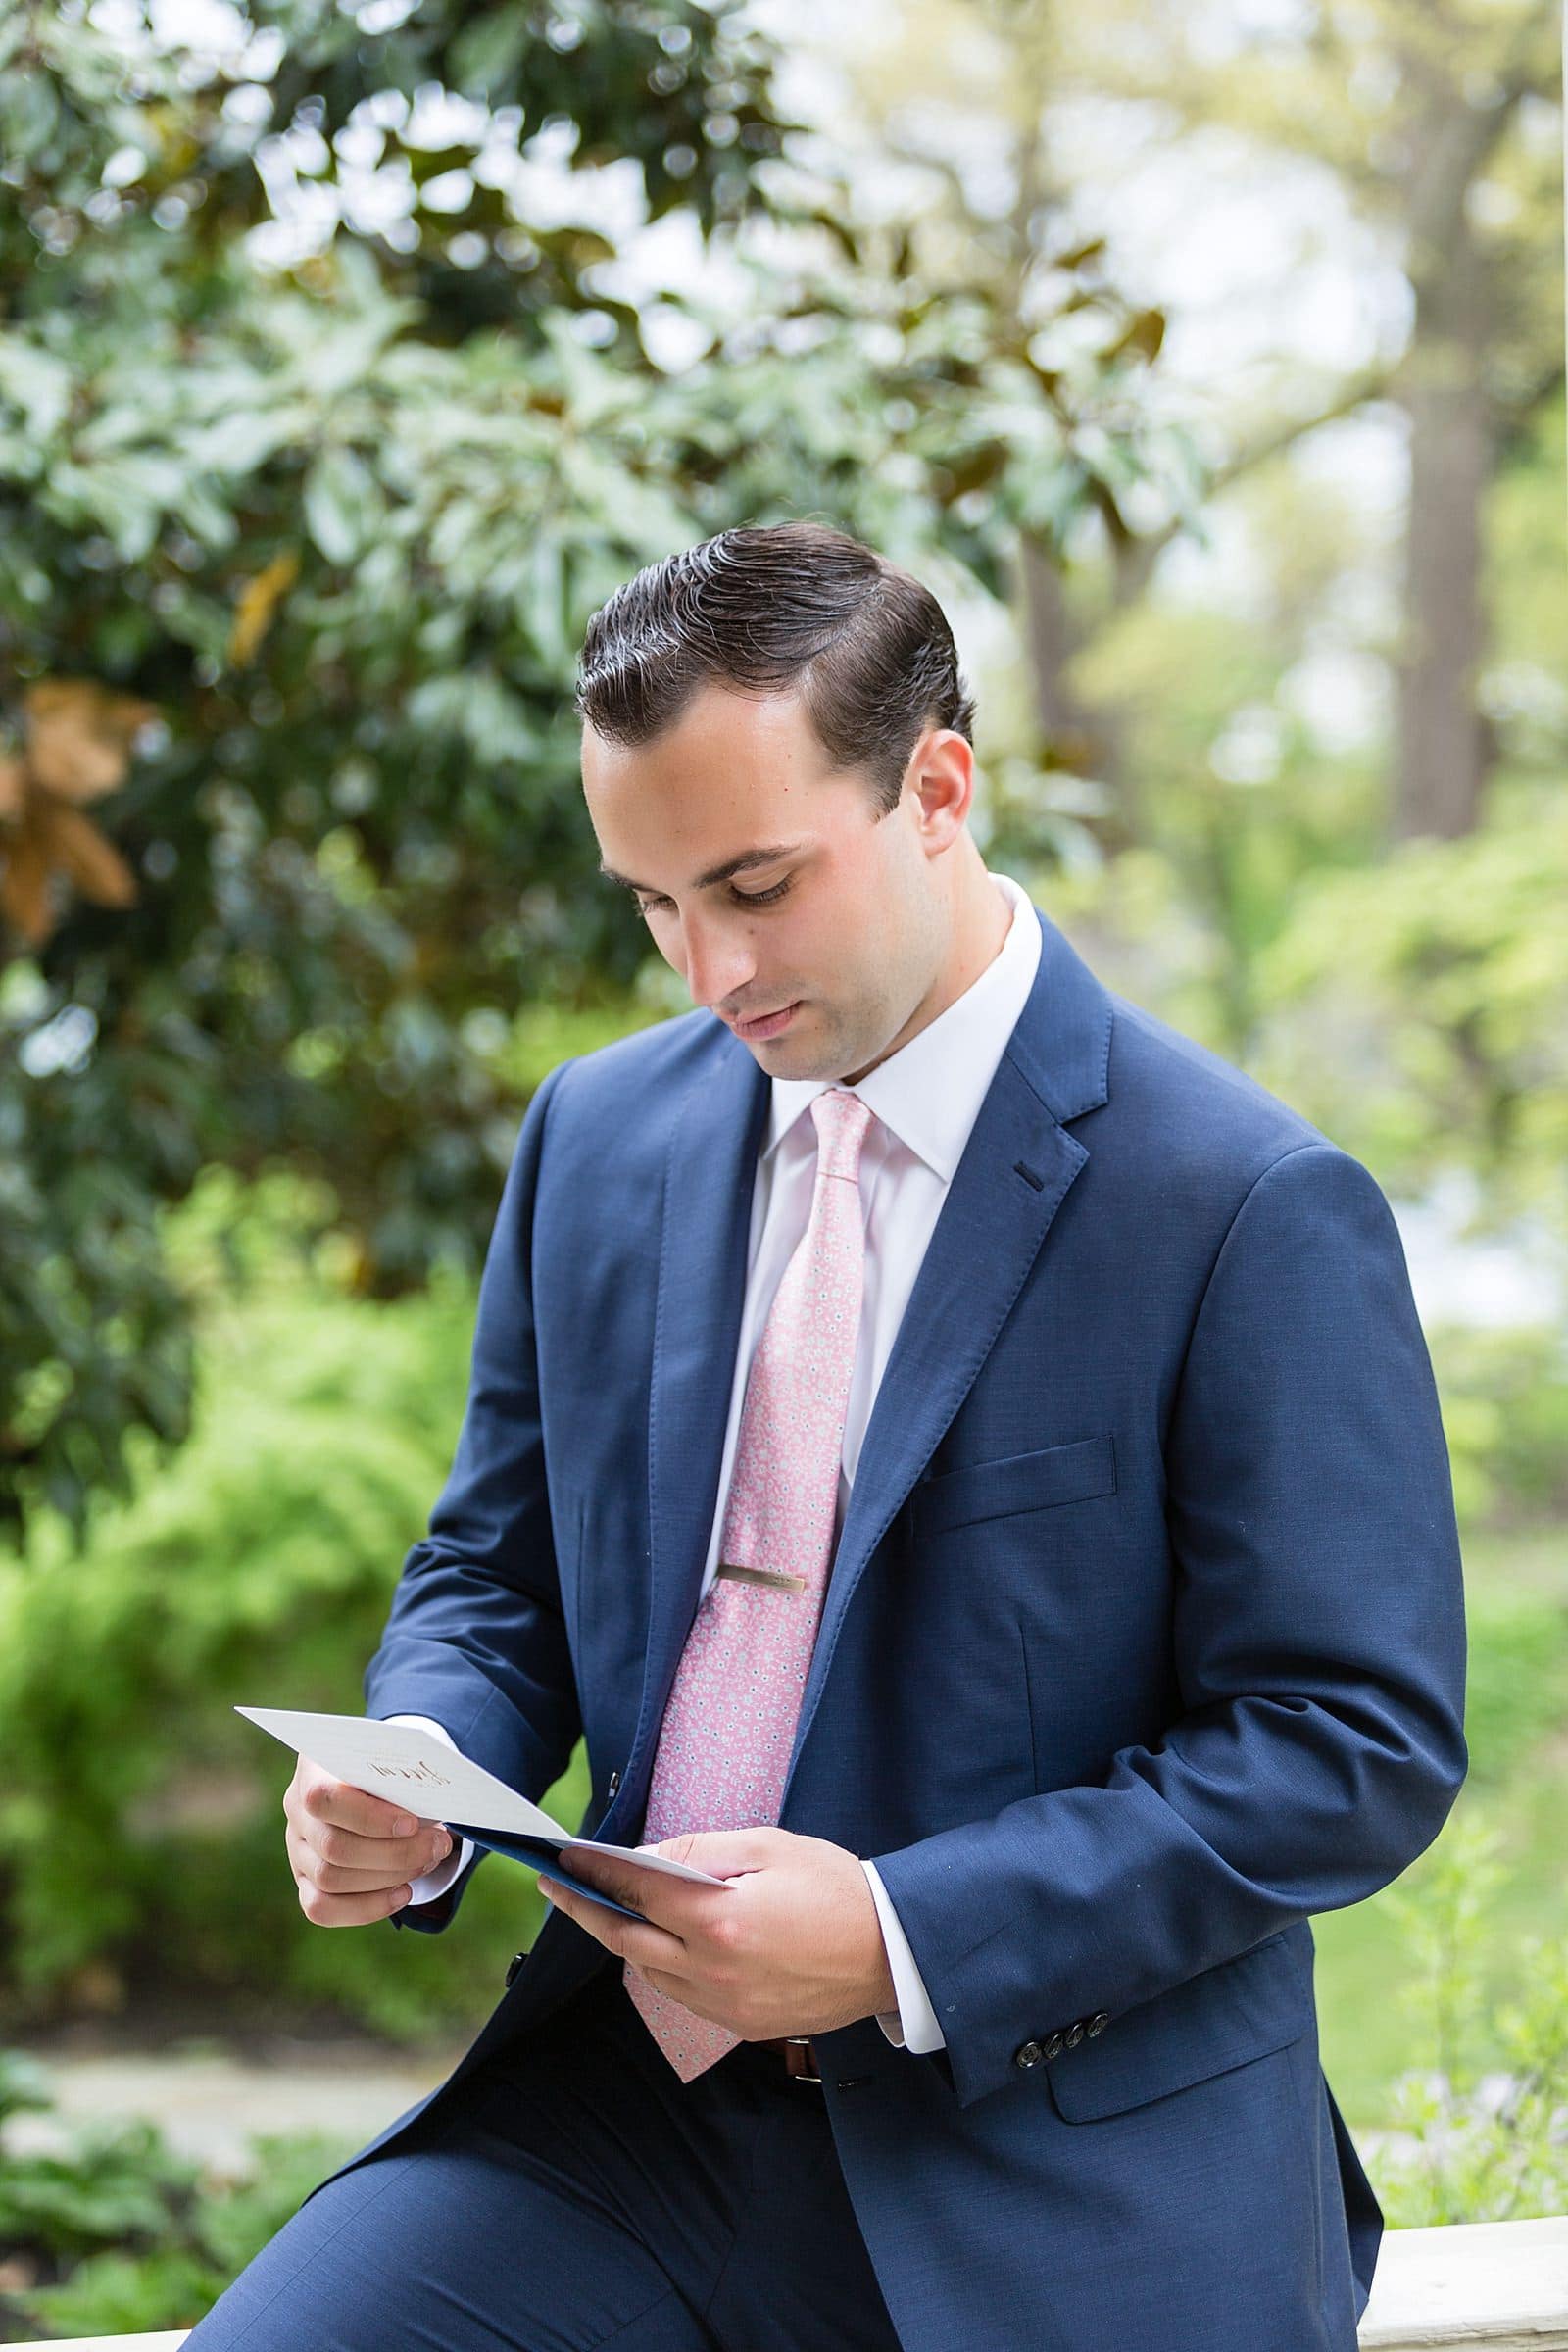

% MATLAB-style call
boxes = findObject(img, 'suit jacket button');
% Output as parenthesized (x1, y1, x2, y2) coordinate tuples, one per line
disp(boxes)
(1064, 2021, 1085, 2049)
(1087, 2012, 1109, 2037)
(1014, 2039, 1044, 2069)
(505, 1949, 528, 1988)
(1043, 2031, 1065, 2061)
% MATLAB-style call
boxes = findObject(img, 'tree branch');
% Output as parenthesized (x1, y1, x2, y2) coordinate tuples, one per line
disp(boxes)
(1111, 363, 1394, 602)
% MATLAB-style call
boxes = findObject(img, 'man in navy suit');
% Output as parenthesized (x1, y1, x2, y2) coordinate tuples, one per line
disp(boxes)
(191, 522, 1466, 2352)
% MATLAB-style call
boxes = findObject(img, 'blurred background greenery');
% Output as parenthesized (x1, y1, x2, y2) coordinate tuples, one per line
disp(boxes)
(1, 0, 1564, 2331)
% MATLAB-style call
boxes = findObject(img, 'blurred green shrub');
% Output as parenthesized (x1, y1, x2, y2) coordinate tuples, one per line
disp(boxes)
(1460, 1582, 1568, 1788)
(1427, 1322, 1568, 1532)
(1255, 791, 1568, 1238)
(501, 996, 666, 1096)
(1374, 1812, 1568, 2228)
(0, 2042, 351, 2338)
(0, 2048, 187, 2270)
(0, 1220, 590, 2038)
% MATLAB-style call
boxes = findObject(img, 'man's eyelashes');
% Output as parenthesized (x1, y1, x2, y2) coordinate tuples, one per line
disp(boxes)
(632, 878, 795, 916)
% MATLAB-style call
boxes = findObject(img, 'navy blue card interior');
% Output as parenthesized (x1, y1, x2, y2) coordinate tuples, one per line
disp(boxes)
(447, 1822, 648, 1920)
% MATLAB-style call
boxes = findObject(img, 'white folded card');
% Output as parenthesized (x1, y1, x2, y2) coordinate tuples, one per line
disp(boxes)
(235, 1706, 725, 1903)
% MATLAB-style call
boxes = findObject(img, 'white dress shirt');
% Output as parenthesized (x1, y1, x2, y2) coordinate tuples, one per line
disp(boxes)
(398, 867, 1044, 2056)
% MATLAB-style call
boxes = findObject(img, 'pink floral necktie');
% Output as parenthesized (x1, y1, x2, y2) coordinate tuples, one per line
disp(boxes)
(625, 1085, 876, 2079)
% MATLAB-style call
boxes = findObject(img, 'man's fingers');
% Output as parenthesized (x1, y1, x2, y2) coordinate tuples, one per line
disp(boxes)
(538, 1879, 637, 1957)
(297, 1851, 435, 1896)
(296, 1876, 413, 1927)
(538, 1880, 691, 1977)
(295, 1820, 453, 1880)
(299, 1772, 430, 1840)
(647, 1829, 778, 1877)
(285, 1811, 451, 1913)
(555, 1853, 658, 1929)
(562, 1843, 742, 1926)
(282, 1763, 449, 1928)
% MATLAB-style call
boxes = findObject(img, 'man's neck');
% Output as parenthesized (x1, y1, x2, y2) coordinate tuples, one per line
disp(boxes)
(843, 872, 1014, 1084)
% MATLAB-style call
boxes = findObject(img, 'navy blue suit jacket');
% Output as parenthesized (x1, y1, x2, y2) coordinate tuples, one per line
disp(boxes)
(313, 904, 1467, 2352)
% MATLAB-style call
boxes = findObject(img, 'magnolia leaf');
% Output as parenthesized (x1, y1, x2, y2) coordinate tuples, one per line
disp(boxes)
(289, 308, 411, 403)
(449, 8, 529, 93)
(0, 67, 60, 168)
(24, 679, 158, 803)
(0, 334, 74, 440)
(181, 402, 310, 477)
(304, 447, 384, 566)
(524, 528, 571, 669)
(51, 452, 181, 561)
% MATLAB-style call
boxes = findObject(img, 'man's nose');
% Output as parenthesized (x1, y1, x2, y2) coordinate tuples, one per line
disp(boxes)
(681, 913, 757, 1012)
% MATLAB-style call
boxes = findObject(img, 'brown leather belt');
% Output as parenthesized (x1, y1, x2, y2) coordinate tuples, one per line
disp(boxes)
(753, 2034, 824, 2083)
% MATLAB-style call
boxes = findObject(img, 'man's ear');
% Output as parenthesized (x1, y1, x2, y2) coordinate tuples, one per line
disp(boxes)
(907, 727, 976, 848)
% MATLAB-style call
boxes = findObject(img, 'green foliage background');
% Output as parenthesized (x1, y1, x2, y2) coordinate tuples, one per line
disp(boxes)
(0, 1165, 599, 2044)
(0, 0, 1189, 1555)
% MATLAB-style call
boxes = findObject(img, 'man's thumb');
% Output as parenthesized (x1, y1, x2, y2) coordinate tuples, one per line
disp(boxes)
(647, 1829, 772, 1878)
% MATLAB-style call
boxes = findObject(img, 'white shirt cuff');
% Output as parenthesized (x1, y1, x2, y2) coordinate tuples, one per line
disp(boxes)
(383, 1715, 473, 1904)
(860, 1858, 946, 2052)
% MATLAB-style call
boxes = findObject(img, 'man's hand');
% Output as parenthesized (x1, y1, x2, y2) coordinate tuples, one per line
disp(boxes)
(538, 1828, 899, 2040)
(283, 1755, 454, 1926)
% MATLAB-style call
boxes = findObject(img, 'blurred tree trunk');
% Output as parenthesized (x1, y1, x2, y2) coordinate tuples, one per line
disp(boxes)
(842, 0, 1562, 848)
(1394, 236, 1494, 838)
(1017, 535, 1130, 802)
(1388, 46, 1515, 841)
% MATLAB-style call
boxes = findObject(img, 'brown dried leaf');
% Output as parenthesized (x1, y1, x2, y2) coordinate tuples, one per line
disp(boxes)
(24, 677, 160, 803)
(0, 819, 57, 945)
(228, 548, 301, 665)
(37, 800, 139, 908)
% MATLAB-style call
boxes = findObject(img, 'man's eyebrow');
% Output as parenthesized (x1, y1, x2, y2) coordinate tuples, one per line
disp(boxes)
(597, 842, 808, 895)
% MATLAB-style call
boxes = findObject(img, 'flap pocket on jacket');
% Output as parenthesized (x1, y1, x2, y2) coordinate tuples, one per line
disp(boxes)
(914, 1435, 1117, 1536)
(1047, 1933, 1313, 2124)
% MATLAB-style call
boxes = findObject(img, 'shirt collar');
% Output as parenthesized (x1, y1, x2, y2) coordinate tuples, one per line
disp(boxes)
(763, 870, 1043, 1181)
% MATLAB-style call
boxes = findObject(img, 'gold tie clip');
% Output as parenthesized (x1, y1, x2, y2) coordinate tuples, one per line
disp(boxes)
(716, 1562, 807, 1593)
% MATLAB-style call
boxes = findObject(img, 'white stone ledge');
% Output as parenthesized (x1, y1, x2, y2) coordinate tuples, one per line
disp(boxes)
(10, 2216, 1568, 2352)
(6, 2338, 189, 2350)
(1356, 2216, 1568, 2348)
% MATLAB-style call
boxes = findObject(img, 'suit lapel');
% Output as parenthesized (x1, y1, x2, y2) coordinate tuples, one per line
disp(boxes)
(786, 905, 1114, 1784)
(785, 1067, 1086, 1781)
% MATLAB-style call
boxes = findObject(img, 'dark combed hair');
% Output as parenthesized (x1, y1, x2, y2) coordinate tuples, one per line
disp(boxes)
(573, 521, 976, 816)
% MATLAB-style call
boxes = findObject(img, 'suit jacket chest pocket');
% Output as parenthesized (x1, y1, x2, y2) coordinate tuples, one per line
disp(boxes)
(911, 1434, 1118, 1538)
(884, 1433, 1120, 1816)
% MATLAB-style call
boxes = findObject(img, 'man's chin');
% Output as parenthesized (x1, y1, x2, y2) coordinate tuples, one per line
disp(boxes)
(725, 1004, 878, 1086)
(747, 1037, 821, 1073)
(745, 1028, 848, 1082)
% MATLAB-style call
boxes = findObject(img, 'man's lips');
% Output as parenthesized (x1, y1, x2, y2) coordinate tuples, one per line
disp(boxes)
(729, 1001, 802, 1039)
